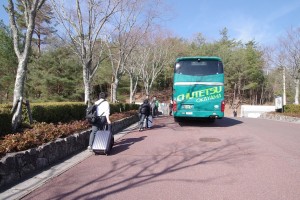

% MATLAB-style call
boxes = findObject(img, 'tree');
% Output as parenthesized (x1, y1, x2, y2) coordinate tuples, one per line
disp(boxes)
(7, 0, 46, 132)
(32, 2, 57, 54)
(26, 46, 83, 101)
(0, 20, 18, 103)
(50, 0, 121, 105)
(140, 33, 173, 97)
(279, 27, 300, 105)
(14, 0, 56, 55)
(125, 48, 142, 103)
(105, 0, 159, 103)
(243, 41, 264, 105)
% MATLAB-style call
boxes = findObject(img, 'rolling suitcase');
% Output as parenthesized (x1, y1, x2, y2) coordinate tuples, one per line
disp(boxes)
(143, 115, 153, 128)
(92, 125, 114, 155)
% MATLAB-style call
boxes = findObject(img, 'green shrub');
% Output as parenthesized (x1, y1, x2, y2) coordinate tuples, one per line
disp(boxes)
(0, 109, 12, 136)
(0, 102, 139, 136)
(284, 104, 300, 114)
(30, 102, 86, 123)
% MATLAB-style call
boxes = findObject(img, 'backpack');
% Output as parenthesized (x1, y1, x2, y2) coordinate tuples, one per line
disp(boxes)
(140, 104, 149, 114)
(86, 100, 106, 124)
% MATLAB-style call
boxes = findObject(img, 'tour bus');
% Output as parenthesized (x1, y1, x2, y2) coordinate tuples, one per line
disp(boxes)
(172, 56, 225, 122)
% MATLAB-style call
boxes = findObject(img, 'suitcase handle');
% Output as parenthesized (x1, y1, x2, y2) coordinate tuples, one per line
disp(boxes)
(103, 124, 112, 131)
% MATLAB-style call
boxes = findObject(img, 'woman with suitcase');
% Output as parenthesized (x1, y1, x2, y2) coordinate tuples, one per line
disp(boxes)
(88, 92, 111, 151)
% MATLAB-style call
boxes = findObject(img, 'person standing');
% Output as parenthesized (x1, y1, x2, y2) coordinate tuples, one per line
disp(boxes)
(139, 99, 150, 131)
(88, 92, 111, 150)
(155, 98, 160, 116)
(169, 99, 173, 116)
(233, 108, 237, 117)
(151, 96, 159, 117)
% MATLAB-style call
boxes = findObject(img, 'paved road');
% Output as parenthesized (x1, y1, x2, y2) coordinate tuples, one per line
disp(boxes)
(21, 116, 300, 200)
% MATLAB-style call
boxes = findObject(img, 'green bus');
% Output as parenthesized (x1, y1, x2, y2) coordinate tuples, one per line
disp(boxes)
(172, 56, 225, 122)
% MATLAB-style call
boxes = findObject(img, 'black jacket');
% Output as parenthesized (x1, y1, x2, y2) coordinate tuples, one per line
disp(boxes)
(139, 103, 150, 116)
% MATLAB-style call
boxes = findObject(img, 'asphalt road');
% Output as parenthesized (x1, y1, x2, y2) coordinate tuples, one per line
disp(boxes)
(21, 116, 300, 200)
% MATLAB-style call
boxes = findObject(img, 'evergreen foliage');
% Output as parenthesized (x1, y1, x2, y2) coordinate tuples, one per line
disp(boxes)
(0, 20, 18, 103)
(26, 46, 83, 101)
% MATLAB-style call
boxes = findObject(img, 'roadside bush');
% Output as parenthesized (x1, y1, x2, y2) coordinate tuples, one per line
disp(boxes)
(30, 102, 85, 123)
(0, 109, 11, 135)
(0, 102, 139, 136)
(285, 104, 300, 114)
(0, 110, 138, 159)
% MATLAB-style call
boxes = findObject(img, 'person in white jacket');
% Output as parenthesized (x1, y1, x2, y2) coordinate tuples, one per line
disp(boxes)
(87, 92, 111, 150)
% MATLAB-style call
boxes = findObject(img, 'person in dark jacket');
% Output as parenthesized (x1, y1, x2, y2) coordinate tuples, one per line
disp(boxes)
(233, 108, 237, 117)
(139, 99, 151, 131)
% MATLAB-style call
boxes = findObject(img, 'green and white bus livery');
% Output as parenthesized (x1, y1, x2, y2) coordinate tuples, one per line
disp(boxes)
(172, 56, 225, 122)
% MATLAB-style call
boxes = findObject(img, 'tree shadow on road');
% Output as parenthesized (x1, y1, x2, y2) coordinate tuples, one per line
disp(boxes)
(110, 136, 147, 155)
(33, 136, 255, 200)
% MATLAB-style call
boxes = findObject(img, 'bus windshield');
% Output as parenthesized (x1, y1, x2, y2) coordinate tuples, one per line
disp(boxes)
(175, 59, 223, 76)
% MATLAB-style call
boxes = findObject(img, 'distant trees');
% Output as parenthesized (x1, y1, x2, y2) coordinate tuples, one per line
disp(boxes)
(189, 28, 267, 108)
(50, 0, 121, 105)
(2, 0, 300, 122)
(139, 32, 173, 97)
(105, 0, 154, 103)
(278, 27, 300, 105)
(26, 46, 82, 101)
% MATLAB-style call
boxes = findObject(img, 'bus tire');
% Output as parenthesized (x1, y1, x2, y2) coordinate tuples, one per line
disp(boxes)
(174, 117, 181, 122)
(207, 118, 215, 123)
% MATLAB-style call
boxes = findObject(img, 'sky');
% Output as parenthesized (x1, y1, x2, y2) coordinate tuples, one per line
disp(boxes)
(1, 0, 300, 46)
(162, 0, 300, 45)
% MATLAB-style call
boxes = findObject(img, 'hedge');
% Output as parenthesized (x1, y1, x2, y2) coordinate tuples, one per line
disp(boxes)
(0, 102, 139, 136)
(284, 104, 300, 114)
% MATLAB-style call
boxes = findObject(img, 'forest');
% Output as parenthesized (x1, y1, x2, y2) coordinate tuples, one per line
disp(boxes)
(1, 0, 300, 122)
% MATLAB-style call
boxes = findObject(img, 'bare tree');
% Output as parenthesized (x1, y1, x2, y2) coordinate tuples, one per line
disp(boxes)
(105, 0, 157, 103)
(140, 32, 173, 97)
(280, 27, 300, 105)
(271, 47, 288, 105)
(7, 0, 46, 132)
(50, 0, 121, 105)
(125, 48, 143, 103)
(125, 44, 152, 103)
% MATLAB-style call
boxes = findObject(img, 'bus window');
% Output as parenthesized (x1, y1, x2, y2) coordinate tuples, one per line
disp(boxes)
(175, 60, 223, 76)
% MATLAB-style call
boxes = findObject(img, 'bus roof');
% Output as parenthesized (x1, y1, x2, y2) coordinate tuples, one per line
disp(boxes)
(176, 56, 222, 62)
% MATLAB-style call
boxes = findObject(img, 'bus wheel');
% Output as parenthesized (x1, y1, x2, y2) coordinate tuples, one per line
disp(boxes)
(174, 117, 181, 122)
(207, 118, 215, 123)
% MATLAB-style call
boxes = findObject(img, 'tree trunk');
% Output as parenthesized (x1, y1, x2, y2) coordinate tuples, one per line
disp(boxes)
(129, 75, 138, 104)
(260, 85, 264, 105)
(11, 58, 27, 132)
(282, 66, 286, 106)
(233, 82, 236, 108)
(83, 65, 91, 105)
(237, 76, 242, 102)
(112, 78, 119, 103)
(295, 78, 299, 105)
(129, 76, 133, 103)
